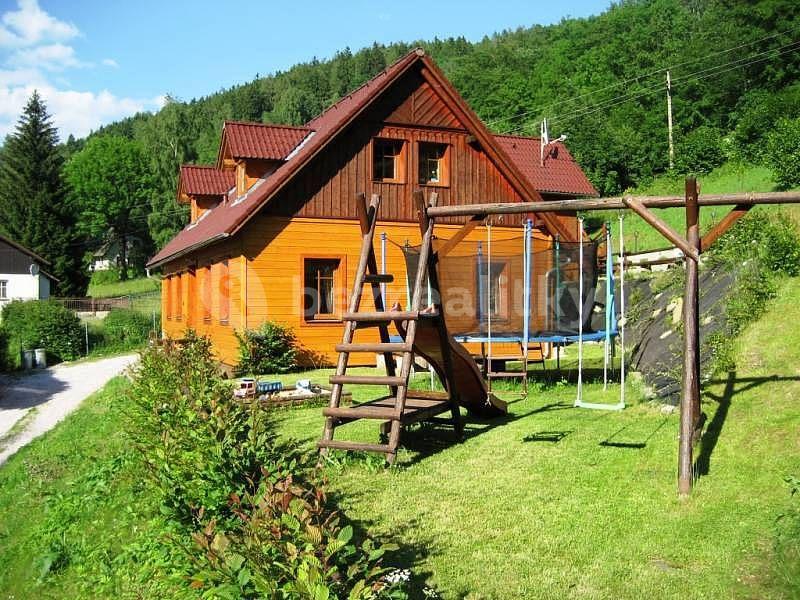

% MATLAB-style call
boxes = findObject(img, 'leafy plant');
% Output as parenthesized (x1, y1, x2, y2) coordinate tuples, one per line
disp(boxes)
(1, 299, 83, 367)
(235, 321, 298, 375)
(127, 331, 405, 597)
(765, 117, 800, 190)
(102, 308, 153, 349)
(675, 126, 725, 174)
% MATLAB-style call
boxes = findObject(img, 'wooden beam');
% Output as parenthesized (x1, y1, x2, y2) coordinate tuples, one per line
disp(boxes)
(623, 196, 700, 262)
(678, 177, 701, 497)
(436, 215, 482, 258)
(426, 191, 800, 218)
(700, 204, 752, 252)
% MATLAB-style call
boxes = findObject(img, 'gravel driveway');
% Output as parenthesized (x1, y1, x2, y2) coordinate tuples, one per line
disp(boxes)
(0, 353, 138, 465)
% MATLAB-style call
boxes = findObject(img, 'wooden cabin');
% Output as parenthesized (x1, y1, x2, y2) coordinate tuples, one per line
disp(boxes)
(147, 48, 597, 367)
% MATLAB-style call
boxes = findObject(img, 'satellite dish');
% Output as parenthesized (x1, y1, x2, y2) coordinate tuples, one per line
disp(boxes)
(29, 263, 40, 276)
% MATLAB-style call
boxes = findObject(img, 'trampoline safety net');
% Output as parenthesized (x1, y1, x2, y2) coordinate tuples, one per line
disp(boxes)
(403, 232, 605, 340)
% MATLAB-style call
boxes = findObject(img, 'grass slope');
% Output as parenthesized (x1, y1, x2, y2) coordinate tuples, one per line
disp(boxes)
(0, 282, 797, 597)
(270, 288, 799, 598)
(593, 163, 780, 253)
(87, 276, 160, 298)
(0, 377, 190, 599)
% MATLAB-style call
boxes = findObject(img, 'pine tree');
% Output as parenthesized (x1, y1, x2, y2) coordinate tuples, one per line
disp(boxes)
(0, 92, 87, 295)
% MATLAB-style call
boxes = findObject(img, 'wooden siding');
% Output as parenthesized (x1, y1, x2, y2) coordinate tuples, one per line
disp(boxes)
(264, 69, 527, 226)
(163, 216, 552, 367)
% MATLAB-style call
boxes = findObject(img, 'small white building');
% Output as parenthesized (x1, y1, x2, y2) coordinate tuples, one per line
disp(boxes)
(0, 234, 57, 308)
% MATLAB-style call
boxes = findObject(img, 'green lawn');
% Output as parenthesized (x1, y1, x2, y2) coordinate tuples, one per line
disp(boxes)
(87, 276, 160, 298)
(0, 281, 797, 598)
(590, 162, 783, 253)
(266, 284, 800, 598)
(0, 378, 191, 599)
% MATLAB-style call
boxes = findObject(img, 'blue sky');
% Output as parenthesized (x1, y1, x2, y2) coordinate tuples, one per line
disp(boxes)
(0, 0, 611, 139)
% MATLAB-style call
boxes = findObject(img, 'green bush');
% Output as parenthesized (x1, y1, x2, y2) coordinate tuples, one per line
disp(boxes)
(235, 321, 297, 375)
(731, 85, 800, 162)
(103, 308, 152, 348)
(1, 300, 83, 366)
(127, 332, 403, 597)
(710, 210, 800, 278)
(766, 117, 800, 190)
(88, 268, 123, 286)
(675, 126, 725, 174)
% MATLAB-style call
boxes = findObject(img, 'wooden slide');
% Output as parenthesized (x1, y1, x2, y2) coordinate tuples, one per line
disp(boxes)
(411, 315, 507, 418)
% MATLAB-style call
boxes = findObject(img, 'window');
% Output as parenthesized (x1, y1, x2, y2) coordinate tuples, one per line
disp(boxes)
(175, 274, 183, 320)
(165, 276, 172, 320)
(202, 266, 212, 323)
(372, 138, 405, 183)
(218, 260, 230, 324)
(0, 280, 7, 300)
(418, 142, 449, 186)
(304, 258, 341, 321)
(479, 261, 508, 320)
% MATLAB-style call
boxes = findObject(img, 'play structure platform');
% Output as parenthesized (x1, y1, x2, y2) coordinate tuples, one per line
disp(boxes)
(318, 193, 506, 463)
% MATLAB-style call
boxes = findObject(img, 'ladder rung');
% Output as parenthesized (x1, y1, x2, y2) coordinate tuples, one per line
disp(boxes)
(487, 372, 524, 378)
(335, 342, 411, 353)
(363, 274, 394, 284)
(317, 440, 392, 453)
(323, 405, 400, 420)
(343, 311, 418, 322)
(330, 375, 406, 386)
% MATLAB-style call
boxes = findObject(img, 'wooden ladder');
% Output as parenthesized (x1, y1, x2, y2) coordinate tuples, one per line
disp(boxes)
(319, 191, 459, 464)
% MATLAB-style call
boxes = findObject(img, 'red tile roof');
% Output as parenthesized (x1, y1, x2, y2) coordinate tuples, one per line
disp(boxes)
(221, 121, 311, 161)
(178, 165, 235, 198)
(149, 49, 593, 268)
(493, 134, 598, 197)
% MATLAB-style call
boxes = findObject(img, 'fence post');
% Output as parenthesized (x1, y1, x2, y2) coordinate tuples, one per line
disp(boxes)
(85, 322, 89, 356)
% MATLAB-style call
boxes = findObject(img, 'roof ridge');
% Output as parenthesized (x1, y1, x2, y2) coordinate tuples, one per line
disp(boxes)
(223, 120, 312, 131)
(493, 133, 542, 141)
(306, 48, 424, 127)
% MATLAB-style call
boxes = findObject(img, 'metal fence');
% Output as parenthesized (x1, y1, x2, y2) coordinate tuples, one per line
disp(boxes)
(54, 291, 161, 316)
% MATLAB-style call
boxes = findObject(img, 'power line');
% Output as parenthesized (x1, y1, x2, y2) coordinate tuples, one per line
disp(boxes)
(498, 37, 800, 135)
(484, 23, 800, 132)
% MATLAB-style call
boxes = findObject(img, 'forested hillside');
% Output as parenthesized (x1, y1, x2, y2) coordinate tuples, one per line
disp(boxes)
(3, 0, 799, 289)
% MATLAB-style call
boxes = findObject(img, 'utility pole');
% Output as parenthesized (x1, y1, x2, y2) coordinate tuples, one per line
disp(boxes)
(666, 70, 675, 170)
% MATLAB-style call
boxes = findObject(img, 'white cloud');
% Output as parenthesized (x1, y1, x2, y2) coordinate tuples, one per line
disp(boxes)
(0, 83, 162, 139)
(0, 2, 162, 141)
(0, 0, 79, 48)
(7, 43, 90, 71)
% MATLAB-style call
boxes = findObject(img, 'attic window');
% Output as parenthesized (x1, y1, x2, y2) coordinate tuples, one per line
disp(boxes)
(372, 138, 405, 183)
(418, 142, 449, 186)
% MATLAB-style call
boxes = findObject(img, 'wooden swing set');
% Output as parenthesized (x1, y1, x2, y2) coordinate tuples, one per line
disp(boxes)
(320, 178, 800, 495)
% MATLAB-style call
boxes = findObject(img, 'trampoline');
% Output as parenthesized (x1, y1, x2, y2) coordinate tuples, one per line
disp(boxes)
(400, 215, 626, 407)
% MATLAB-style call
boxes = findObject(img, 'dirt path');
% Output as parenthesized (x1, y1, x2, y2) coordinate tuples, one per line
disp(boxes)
(0, 354, 138, 465)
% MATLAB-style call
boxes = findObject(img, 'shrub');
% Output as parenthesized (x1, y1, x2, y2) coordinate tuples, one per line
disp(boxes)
(126, 332, 403, 597)
(103, 308, 152, 348)
(88, 268, 123, 286)
(235, 321, 297, 375)
(765, 117, 800, 190)
(1, 300, 83, 366)
(731, 85, 800, 162)
(675, 126, 725, 174)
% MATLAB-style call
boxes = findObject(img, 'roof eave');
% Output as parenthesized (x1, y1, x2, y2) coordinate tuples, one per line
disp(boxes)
(146, 232, 230, 270)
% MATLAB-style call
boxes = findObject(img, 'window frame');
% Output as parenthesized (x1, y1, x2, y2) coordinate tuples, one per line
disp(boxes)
(371, 138, 406, 184)
(175, 273, 183, 321)
(201, 265, 212, 324)
(218, 259, 230, 325)
(417, 141, 450, 187)
(477, 260, 509, 322)
(165, 275, 172, 320)
(0, 280, 8, 300)
(302, 255, 345, 323)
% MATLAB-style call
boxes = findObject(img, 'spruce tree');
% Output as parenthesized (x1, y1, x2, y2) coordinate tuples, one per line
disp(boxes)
(0, 91, 87, 295)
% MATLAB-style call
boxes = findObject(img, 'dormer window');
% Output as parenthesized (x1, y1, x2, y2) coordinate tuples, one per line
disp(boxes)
(372, 138, 405, 183)
(418, 142, 449, 186)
